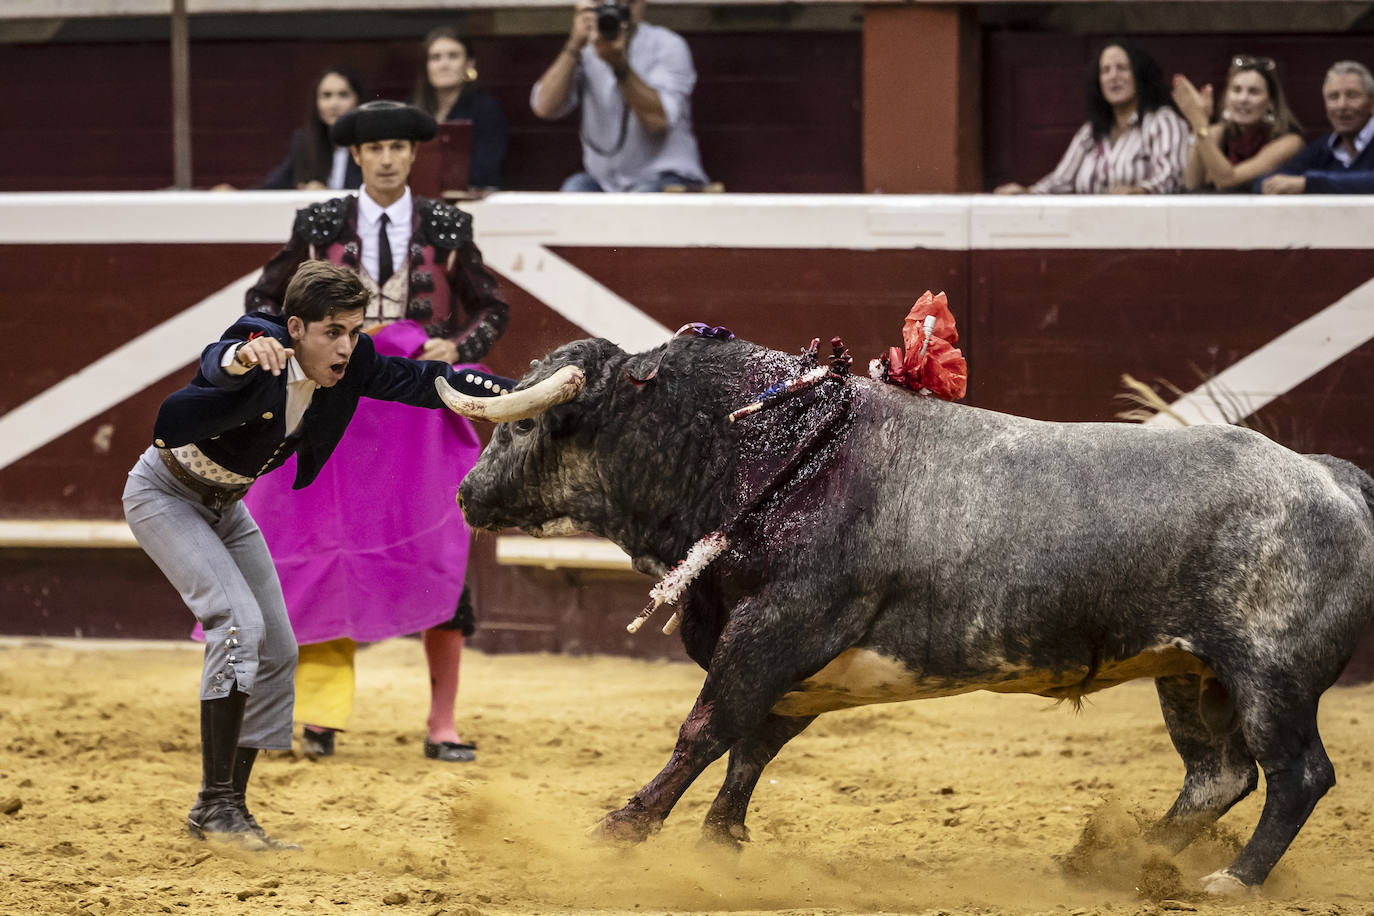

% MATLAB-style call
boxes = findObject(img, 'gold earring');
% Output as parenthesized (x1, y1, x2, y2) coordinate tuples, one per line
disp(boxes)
(465, 66, 478, 82)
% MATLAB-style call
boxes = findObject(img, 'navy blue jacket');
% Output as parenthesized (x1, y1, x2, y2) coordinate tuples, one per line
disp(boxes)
(1259, 122, 1374, 193)
(152, 312, 508, 489)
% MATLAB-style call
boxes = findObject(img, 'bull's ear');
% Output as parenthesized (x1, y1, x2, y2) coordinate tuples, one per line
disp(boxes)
(622, 350, 664, 385)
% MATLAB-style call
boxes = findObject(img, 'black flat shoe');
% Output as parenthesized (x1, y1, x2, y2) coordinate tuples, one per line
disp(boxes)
(301, 727, 335, 759)
(424, 738, 476, 762)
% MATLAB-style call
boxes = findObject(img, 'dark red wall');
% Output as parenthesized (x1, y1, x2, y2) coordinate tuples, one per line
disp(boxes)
(11, 27, 1374, 193)
(0, 31, 861, 193)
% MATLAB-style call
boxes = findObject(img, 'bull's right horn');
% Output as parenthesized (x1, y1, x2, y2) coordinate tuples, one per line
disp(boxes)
(435, 365, 585, 422)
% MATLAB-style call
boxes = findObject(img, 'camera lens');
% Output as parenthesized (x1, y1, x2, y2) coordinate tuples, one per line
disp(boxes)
(595, 3, 626, 40)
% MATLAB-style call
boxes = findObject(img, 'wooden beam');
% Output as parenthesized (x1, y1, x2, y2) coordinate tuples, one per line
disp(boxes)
(495, 535, 637, 572)
(0, 520, 139, 548)
(170, 0, 192, 189)
(862, 4, 982, 192)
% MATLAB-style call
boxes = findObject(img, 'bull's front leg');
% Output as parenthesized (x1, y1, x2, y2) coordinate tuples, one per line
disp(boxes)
(596, 689, 727, 843)
(596, 599, 856, 844)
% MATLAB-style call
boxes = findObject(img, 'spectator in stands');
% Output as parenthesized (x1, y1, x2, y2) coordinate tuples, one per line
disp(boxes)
(530, 0, 708, 192)
(412, 28, 508, 190)
(1259, 60, 1374, 194)
(1173, 56, 1303, 192)
(995, 41, 1188, 195)
(257, 67, 366, 191)
(244, 101, 510, 764)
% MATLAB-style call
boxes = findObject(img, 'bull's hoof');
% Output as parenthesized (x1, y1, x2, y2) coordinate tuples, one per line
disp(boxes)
(698, 820, 749, 851)
(1199, 869, 1250, 896)
(590, 809, 662, 845)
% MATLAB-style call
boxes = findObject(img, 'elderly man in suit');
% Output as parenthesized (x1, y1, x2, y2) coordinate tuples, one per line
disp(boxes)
(122, 261, 510, 850)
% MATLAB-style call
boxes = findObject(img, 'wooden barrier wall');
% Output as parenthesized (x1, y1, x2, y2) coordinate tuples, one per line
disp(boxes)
(2, 192, 1373, 678)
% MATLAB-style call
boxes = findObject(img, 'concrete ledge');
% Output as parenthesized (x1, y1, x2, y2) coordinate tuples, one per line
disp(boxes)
(0, 519, 138, 548)
(495, 535, 636, 572)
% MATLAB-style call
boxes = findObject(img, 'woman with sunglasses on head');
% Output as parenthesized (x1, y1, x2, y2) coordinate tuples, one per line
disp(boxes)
(996, 40, 1189, 195)
(412, 27, 508, 191)
(1172, 56, 1303, 192)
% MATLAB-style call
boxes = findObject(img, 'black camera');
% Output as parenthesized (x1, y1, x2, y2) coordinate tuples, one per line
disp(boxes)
(595, 2, 630, 40)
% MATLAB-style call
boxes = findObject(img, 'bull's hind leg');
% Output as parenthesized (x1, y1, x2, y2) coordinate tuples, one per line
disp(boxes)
(701, 713, 815, 848)
(1150, 674, 1257, 852)
(1201, 688, 1335, 893)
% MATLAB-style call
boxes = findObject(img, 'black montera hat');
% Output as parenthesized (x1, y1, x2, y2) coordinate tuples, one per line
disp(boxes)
(330, 100, 437, 146)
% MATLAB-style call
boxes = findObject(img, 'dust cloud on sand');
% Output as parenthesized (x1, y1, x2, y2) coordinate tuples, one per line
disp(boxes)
(3, 638, 1374, 916)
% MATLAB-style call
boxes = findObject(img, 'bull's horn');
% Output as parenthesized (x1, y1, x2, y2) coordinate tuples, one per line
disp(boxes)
(435, 365, 585, 422)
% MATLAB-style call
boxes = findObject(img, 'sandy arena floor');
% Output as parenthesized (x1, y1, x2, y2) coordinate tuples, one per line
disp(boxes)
(2, 637, 1373, 916)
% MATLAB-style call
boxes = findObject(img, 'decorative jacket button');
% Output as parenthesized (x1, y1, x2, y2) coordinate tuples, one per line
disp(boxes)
(154, 438, 166, 448)
(262, 411, 274, 420)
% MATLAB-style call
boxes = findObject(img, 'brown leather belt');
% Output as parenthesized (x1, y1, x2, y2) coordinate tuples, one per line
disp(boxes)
(159, 448, 250, 511)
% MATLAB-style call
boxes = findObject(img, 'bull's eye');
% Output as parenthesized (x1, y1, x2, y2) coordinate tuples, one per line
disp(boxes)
(514, 418, 536, 433)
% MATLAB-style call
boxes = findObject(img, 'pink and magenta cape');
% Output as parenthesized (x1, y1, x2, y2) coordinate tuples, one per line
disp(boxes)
(243, 320, 482, 645)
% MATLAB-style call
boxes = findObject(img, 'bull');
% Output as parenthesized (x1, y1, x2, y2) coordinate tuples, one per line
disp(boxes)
(438, 333, 1374, 894)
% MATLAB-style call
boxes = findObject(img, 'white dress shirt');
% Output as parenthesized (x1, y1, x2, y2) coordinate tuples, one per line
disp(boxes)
(327, 147, 351, 190)
(355, 185, 413, 283)
(1329, 114, 1374, 167)
(173, 347, 317, 485)
(281, 356, 319, 435)
(223, 346, 318, 436)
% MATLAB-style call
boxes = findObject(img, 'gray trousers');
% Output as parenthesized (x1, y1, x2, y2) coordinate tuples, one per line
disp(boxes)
(123, 446, 296, 749)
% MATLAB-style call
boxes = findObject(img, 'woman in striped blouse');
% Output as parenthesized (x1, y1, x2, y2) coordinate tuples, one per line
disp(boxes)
(996, 41, 1190, 195)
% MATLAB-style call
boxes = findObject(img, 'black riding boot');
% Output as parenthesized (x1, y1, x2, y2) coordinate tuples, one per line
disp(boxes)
(186, 684, 268, 850)
(232, 746, 302, 851)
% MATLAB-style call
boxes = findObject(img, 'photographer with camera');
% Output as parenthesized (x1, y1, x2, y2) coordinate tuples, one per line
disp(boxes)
(531, 0, 708, 192)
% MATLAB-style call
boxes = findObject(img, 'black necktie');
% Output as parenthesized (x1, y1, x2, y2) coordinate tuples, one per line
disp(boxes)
(377, 212, 393, 285)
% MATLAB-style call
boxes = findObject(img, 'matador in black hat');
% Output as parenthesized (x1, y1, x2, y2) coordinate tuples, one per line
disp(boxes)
(243, 99, 509, 766)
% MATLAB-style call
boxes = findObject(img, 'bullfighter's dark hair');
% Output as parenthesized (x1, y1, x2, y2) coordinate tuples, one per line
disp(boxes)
(283, 261, 370, 324)
(1085, 39, 1176, 142)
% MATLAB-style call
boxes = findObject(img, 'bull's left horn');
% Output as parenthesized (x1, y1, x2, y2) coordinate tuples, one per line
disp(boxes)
(435, 365, 585, 422)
